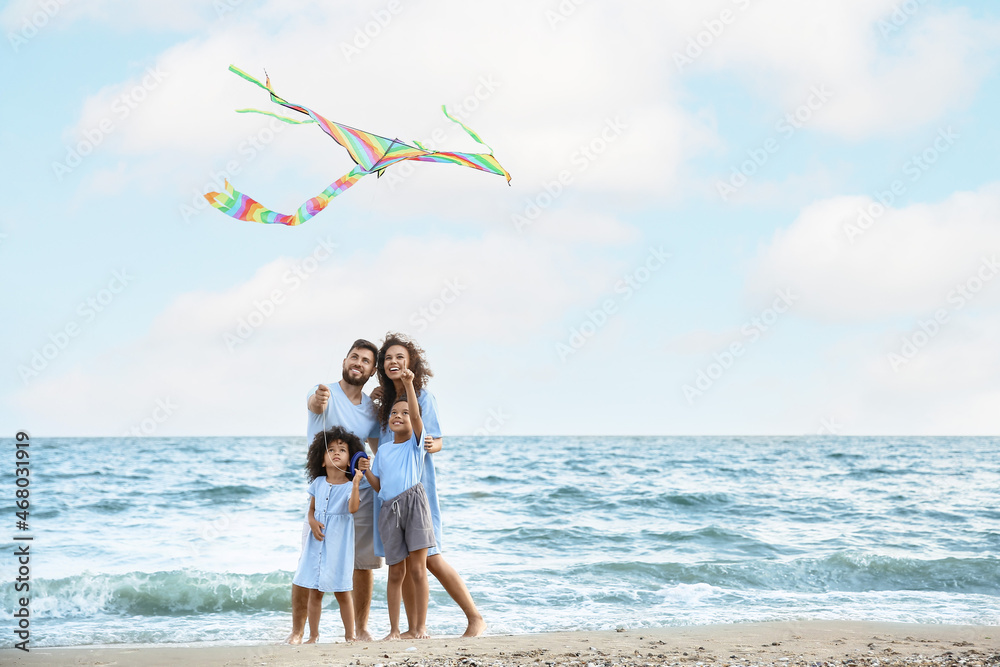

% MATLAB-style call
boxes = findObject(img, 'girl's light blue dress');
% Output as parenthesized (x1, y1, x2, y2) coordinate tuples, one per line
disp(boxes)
(293, 478, 354, 593)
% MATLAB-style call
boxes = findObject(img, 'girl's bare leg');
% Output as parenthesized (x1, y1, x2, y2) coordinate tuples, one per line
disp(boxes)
(334, 591, 357, 641)
(305, 589, 324, 643)
(427, 554, 485, 637)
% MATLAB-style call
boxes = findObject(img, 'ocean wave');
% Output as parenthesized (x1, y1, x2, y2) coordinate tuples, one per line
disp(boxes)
(1, 571, 293, 618)
(557, 553, 1000, 596)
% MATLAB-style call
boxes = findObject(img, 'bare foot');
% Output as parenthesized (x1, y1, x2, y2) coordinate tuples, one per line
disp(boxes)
(355, 629, 374, 641)
(303, 635, 319, 644)
(462, 615, 486, 638)
(286, 632, 304, 645)
(383, 630, 401, 641)
(400, 630, 416, 640)
(345, 634, 357, 642)
(412, 629, 430, 639)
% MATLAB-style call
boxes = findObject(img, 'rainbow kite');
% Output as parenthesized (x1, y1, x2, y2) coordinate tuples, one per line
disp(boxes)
(204, 66, 511, 226)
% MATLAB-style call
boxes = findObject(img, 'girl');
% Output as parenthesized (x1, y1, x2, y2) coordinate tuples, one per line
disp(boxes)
(292, 426, 366, 643)
(372, 333, 486, 638)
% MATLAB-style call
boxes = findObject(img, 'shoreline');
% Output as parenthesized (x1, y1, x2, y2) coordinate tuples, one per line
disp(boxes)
(4, 621, 998, 666)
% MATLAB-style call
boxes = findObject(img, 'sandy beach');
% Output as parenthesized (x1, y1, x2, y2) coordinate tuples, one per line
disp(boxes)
(4, 621, 998, 666)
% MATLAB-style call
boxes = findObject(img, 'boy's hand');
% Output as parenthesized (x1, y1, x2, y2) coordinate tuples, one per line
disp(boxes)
(424, 435, 435, 452)
(370, 386, 383, 402)
(309, 516, 325, 541)
(356, 457, 370, 477)
(400, 368, 415, 385)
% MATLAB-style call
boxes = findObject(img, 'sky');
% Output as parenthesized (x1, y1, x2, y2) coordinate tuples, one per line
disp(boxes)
(2, 0, 999, 437)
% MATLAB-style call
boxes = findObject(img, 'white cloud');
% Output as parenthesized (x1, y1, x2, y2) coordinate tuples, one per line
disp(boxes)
(11, 230, 629, 435)
(678, 0, 999, 138)
(747, 183, 1000, 322)
(521, 208, 641, 245)
(816, 314, 1000, 434)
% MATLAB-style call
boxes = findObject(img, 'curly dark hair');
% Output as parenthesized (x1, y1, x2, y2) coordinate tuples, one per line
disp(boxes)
(305, 425, 366, 482)
(375, 332, 433, 430)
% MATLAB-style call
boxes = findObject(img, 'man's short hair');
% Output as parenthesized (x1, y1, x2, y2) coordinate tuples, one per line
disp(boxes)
(349, 338, 378, 360)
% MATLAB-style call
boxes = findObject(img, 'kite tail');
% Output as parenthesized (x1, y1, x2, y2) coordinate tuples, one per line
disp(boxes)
(441, 106, 511, 184)
(204, 166, 368, 226)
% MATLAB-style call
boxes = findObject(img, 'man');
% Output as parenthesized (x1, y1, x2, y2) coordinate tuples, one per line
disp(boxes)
(288, 339, 382, 643)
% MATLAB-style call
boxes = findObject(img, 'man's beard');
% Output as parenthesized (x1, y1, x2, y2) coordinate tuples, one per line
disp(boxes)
(342, 368, 368, 386)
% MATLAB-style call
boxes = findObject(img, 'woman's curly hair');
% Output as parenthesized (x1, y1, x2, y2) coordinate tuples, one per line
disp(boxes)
(375, 332, 433, 430)
(305, 425, 365, 482)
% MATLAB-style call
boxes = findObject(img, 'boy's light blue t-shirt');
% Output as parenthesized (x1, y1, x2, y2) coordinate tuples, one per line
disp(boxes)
(374, 389, 444, 556)
(370, 428, 426, 501)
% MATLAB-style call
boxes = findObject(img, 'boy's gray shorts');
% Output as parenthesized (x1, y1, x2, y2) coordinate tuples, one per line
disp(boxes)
(378, 483, 436, 566)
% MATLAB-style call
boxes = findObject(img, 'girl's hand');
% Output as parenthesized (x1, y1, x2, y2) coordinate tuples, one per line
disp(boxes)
(370, 386, 383, 402)
(354, 457, 370, 482)
(309, 516, 325, 541)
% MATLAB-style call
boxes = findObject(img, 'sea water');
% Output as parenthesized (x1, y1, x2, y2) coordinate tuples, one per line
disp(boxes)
(1, 435, 998, 647)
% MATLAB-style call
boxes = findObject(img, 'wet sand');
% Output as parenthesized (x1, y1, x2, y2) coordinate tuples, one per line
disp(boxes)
(4, 621, 998, 666)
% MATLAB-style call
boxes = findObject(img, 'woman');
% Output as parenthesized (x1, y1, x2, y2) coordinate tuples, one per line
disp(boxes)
(371, 332, 486, 638)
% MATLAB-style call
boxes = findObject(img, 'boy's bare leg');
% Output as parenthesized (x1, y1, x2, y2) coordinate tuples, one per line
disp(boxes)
(334, 591, 357, 641)
(407, 549, 431, 639)
(287, 583, 310, 644)
(427, 554, 486, 637)
(384, 561, 406, 640)
(305, 589, 324, 644)
(399, 563, 418, 639)
(353, 569, 374, 641)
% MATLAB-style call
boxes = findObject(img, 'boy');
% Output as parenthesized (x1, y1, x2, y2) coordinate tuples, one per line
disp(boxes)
(359, 366, 435, 640)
